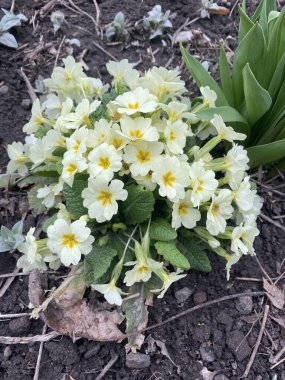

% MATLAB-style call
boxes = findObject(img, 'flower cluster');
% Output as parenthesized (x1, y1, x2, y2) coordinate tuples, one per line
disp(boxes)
(7, 56, 261, 305)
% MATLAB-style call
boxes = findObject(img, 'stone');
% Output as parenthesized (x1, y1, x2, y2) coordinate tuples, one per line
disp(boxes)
(200, 346, 216, 363)
(21, 98, 32, 110)
(45, 336, 79, 365)
(9, 316, 31, 335)
(217, 311, 233, 331)
(226, 330, 251, 361)
(193, 291, 207, 305)
(3, 346, 12, 359)
(0, 85, 9, 95)
(175, 287, 193, 303)
(126, 352, 150, 369)
(235, 295, 253, 315)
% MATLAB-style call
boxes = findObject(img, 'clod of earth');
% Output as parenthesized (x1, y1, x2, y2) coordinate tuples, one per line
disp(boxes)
(28, 271, 125, 342)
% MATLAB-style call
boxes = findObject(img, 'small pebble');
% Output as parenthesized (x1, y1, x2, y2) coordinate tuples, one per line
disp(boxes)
(200, 346, 216, 363)
(175, 287, 193, 303)
(226, 330, 251, 361)
(193, 291, 207, 305)
(3, 346, 12, 359)
(0, 85, 9, 95)
(235, 295, 253, 315)
(126, 352, 150, 369)
(21, 98, 32, 110)
(214, 375, 230, 380)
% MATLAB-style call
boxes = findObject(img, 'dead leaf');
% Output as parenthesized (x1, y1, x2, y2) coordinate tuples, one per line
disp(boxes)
(29, 271, 125, 342)
(270, 315, 285, 330)
(146, 335, 178, 367)
(241, 313, 262, 324)
(172, 31, 194, 44)
(263, 278, 285, 310)
(208, 5, 230, 15)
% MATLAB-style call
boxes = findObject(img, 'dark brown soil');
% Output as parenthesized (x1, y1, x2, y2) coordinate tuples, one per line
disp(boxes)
(1, 1, 285, 379)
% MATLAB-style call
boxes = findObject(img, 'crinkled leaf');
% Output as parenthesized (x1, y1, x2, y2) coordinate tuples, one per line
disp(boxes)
(178, 237, 212, 273)
(121, 184, 155, 225)
(84, 244, 117, 285)
(155, 241, 190, 270)
(33, 164, 59, 177)
(63, 179, 88, 220)
(27, 185, 47, 214)
(149, 217, 177, 242)
(0, 31, 17, 48)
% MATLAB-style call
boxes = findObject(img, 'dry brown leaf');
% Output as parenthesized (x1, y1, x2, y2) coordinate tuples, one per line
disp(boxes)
(208, 6, 230, 15)
(29, 271, 125, 342)
(241, 313, 262, 324)
(270, 315, 285, 330)
(172, 30, 194, 44)
(263, 278, 285, 310)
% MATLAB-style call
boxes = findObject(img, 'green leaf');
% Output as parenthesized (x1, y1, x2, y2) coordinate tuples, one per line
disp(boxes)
(149, 218, 177, 242)
(84, 244, 117, 284)
(233, 23, 265, 107)
(180, 43, 228, 107)
(121, 185, 155, 225)
(27, 185, 47, 214)
(178, 237, 212, 273)
(155, 241, 190, 270)
(238, 5, 254, 43)
(219, 46, 234, 106)
(243, 63, 272, 125)
(247, 139, 285, 168)
(42, 214, 58, 233)
(33, 164, 59, 177)
(34, 126, 48, 138)
(196, 106, 249, 125)
(63, 179, 88, 220)
(268, 51, 285, 100)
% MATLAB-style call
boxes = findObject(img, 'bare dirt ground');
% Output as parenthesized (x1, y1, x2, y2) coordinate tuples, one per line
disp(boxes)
(1, 1, 285, 379)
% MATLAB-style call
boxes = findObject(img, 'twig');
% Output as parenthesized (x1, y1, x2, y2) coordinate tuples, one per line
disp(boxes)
(54, 35, 66, 68)
(40, 0, 58, 16)
(92, 41, 118, 62)
(95, 354, 119, 380)
(10, 0, 15, 12)
(26, 42, 53, 61)
(271, 344, 285, 364)
(242, 304, 270, 378)
(260, 213, 285, 233)
(33, 324, 47, 380)
(255, 256, 273, 283)
(67, 0, 98, 34)
(92, 0, 102, 38)
(136, 291, 265, 335)
(270, 357, 285, 370)
(0, 267, 20, 298)
(0, 331, 60, 344)
(229, 0, 240, 17)
(0, 313, 30, 319)
(17, 69, 37, 102)
(0, 272, 29, 278)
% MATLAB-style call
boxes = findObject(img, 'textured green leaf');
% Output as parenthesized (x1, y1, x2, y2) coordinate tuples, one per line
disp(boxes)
(121, 185, 155, 225)
(155, 241, 190, 270)
(243, 64, 272, 125)
(247, 139, 285, 168)
(63, 179, 88, 220)
(149, 218, 177, 242)
(33, 164, 59, 177)
(42, 214, 58, 233)
(27, 185, 47, 214)
(180, 43, 228, 107)
(84, 244, 117, 284)
(179, 237, 212, 273)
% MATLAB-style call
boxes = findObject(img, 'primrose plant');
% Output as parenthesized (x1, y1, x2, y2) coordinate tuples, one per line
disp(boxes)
(143, 4, 172, 39)
(0, 221, 24, 253)
(105, 12, 129, 41)
(4, 57, 261, 320)
(0, 8, 27, 48)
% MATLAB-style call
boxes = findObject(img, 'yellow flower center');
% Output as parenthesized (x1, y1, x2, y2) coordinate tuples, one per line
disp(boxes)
(64, 71, 72, 81)
(83, 115, 90, 126)
(211, 203, 220, 216)
(169, 111, 178, 121)
(35, 115, 44, 125)
(97, 191, 113, 206)
(137, 150, 151, 163)
(16, 156, 27, 164)
(66, 163, 77, 176)
(98, 157, 110, 170)
(97, 133, 105, 142)
(128, 102, 139, 109)
(138, 265, 149, 273)
(73, 140, 81, 152)
(178, 203, 188, 216)
(61, 233, 78, 249)
(112, 138, 123, 149)
(163, 171, 176, 187)
(130, 129, 144, 138)
(169, 131, 176, 141)
(196, 179, 204, 192)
